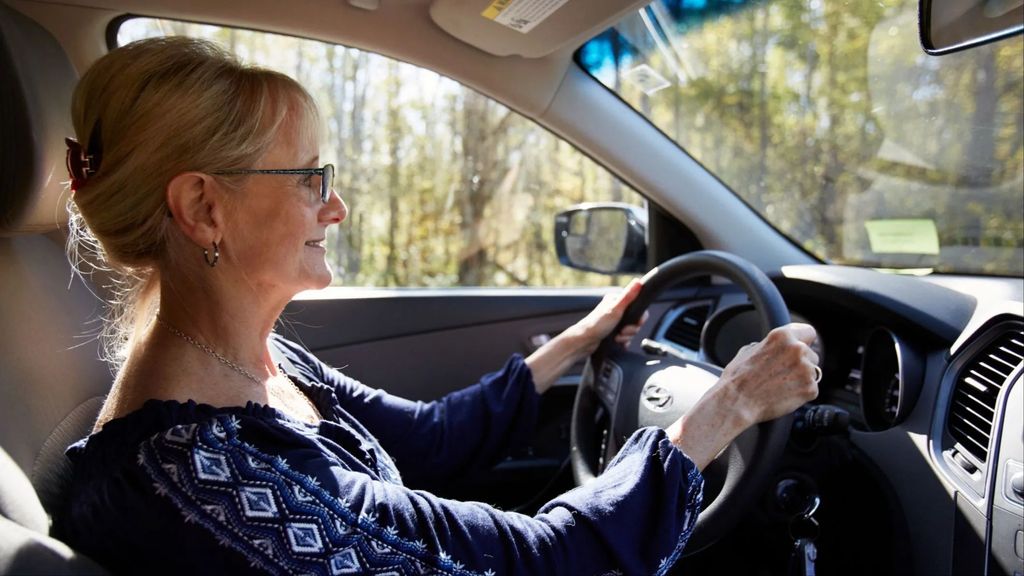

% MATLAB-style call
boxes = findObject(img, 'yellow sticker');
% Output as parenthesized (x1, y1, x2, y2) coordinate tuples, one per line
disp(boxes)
(482, 0, 514, 20)
(864, 219, 941, 255)
(482, 0, 570, 34)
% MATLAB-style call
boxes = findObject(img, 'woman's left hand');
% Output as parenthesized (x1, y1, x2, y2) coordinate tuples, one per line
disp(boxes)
(526, 278, 646, 394)
(569, 278, 648, 355)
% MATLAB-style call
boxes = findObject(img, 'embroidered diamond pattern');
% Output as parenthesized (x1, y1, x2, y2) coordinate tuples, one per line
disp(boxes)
(292, 485, 315, 503)
(193, 449, 232, 482)
(246, 454, 270, 470)
(286, 523, 325, 554)
(164, 424, 196, 443)
(145, 417, 480, 576)
(202, 504, 228, 522)
(329, 547, 362, 574)
(162, 463, 179, 483)
(369, 539, 394, 555)
(239, 486, 279, 518)
(252, 538, 275, 557)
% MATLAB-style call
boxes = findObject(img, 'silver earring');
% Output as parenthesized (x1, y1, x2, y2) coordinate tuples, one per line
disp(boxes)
(203, 241, 219, 267)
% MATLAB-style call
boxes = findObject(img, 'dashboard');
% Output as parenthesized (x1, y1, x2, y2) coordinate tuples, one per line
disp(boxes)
(650, 267, 955, 432)
(648, 264, 1024, 575)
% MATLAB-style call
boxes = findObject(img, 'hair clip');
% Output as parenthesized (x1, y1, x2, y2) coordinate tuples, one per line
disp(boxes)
(65, 137, 101, 192)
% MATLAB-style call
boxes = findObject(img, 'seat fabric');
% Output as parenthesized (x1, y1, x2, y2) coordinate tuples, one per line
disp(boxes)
(0, 448, 104, 575)
(0, 1, 113, 574)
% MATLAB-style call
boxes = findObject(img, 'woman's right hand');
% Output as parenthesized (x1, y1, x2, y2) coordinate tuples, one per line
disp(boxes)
(718, 323, 821, 425)
(667, 323, 820, 470)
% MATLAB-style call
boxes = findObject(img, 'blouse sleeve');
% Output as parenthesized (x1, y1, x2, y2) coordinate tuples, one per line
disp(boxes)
(136, 414, 704, 576)
(272, 336, 541, 489)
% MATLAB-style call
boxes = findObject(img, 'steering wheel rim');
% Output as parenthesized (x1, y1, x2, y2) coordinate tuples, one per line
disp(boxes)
(569, 250, 792, 554)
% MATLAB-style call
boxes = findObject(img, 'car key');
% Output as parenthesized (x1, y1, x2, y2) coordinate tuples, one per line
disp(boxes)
(787, 495, 820, 576)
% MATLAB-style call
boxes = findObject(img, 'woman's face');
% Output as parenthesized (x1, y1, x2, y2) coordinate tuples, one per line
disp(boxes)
(222, 109, 346, 300)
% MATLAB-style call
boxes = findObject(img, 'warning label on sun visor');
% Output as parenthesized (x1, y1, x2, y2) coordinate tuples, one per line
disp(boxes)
(482, 0, 570, 34)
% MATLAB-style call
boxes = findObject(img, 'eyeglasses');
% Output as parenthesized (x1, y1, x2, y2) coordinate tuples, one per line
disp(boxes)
(212, 164, 335, 203)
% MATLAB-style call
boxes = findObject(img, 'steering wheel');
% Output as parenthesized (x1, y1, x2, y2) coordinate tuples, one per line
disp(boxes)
(569, 250, 792, 554)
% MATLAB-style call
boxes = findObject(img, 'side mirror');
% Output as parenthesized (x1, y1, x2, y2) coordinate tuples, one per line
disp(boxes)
(920, 0, 1023, 55)
(554, 203, 647, 274)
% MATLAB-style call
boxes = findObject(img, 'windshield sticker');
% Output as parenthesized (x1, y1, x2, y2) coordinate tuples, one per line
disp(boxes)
(864, 219, 941, 255)
(481, 0, 570, 34)
(624, 64, 671, 96)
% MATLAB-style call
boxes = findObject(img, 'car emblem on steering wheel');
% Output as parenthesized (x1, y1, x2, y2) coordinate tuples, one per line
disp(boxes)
(641, 383, 673, 411)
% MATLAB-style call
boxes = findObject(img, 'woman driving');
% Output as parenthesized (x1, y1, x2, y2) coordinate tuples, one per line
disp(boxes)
(56, 37, 820, 575)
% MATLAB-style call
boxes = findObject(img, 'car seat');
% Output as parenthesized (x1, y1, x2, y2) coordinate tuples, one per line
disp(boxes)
(1, 1, 110, 573)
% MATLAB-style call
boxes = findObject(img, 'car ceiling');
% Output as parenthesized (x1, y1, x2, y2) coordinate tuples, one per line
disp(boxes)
(12, 0, 649, 115)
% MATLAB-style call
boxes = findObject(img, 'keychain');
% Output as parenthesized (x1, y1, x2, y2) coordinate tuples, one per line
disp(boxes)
(787, 495, 820, 576)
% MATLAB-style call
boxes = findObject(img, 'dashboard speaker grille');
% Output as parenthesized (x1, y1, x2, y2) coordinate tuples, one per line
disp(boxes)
(948, 327, 1024, 466)
(663, 304, 711, 351)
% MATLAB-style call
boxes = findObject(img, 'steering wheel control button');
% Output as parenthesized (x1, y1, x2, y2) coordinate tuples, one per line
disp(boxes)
(594, 362, 622, 406)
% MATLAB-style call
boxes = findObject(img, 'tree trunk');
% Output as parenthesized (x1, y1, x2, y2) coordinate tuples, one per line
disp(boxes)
(817, 4, 842, 253)
(964, 49, 998, 187)
(346, 52, 368, 281)
(756, 3, 770, 200)
(457, 92, 494, 285)
(384, 61, 402, 286)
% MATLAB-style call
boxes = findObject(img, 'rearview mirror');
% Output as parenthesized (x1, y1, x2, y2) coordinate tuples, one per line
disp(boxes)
(554, 203, 647, 274)
(920, 0, 1023, 55)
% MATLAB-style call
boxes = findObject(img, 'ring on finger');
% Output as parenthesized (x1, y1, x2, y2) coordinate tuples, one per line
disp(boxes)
(812, 365, 823, 384)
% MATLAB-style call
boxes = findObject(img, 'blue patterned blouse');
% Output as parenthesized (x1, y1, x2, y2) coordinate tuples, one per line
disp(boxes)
(56, 335, 703, 575)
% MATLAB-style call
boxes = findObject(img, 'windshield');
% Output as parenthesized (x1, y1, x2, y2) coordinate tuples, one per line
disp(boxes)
(578, 0, 1024, 276)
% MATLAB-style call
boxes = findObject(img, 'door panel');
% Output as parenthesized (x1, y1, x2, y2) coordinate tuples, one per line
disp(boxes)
(280, 289, 607, 400)
(280, 288, 672, 510)
(279, 288, 609, 509)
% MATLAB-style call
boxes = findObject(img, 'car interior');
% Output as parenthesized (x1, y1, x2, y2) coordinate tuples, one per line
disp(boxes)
(1, 0, 1022, 575)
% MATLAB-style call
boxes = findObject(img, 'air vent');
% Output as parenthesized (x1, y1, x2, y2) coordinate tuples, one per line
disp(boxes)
(663, 304, 711, 351)
(948, 327, 1024, 466)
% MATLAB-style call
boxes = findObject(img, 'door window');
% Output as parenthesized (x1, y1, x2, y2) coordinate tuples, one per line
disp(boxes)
(118, 19, 645, 288)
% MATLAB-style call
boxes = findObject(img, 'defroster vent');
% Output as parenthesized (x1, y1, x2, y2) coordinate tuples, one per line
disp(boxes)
(948, 325, 1024, 467)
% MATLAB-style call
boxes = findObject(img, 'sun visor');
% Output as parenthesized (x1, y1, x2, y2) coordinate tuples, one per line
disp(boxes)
(430, 0, 648, 58)
(0, 2, 77, 236)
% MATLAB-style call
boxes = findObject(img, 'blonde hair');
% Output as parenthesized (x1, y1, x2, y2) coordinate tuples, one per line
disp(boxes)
(67, 36, 318, 368)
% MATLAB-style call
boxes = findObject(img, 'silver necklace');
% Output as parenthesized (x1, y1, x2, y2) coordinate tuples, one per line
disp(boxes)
(157, 317, 322, 421)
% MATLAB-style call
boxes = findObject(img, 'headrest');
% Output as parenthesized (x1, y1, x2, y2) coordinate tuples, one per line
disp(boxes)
(0, 1, 78, 235)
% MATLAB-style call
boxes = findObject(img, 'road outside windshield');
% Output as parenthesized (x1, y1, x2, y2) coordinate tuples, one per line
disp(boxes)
(579, 0, 1024, 276)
